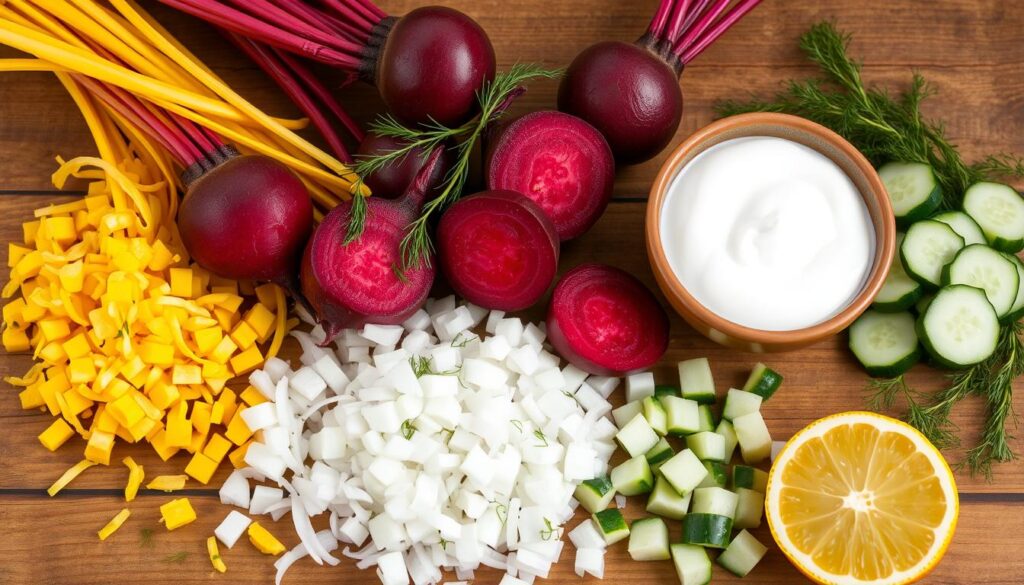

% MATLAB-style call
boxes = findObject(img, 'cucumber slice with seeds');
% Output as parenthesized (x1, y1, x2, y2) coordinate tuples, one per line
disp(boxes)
(717, 529, 768, 577)
(592, 508, 629, 545)
(573, 477, 616, 514)
(933, 210, 987, 246)
(874, 233, 923, 312)
(645, 437, 675, 473)
(685, 431, 726, 462)
(646, 475, 691, 520)
(878, 161, 942, 226)
(918, 285, 999, 368)
(963, 181, 1024, 253)
(715, 419, 738, 462)
(942, 244, 1019, 318)
(849, 310, 920, 377)
(731, 465, 769, 493)
(628, 517, 671, 561)
(741, 362, 783, 399)
(678, 358, 716, 404)
(691, 487, 739, 519)
(733, 487, 765, 530)
(680, 513, 732, 549)
(662, 395, 701, 436)
(642, 396, 668, 436)
(611, 454, 654, 496)
(901, 220, 965, 287)
(671, 544, 712, 585)
(722, 389, 762, 421)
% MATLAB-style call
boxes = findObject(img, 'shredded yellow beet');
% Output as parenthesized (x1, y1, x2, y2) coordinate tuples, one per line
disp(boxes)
(123, 456, 145, 502)
(47, 459, 97, 497)
(146, 475, 188, 492)
(98, 508, 131, 541)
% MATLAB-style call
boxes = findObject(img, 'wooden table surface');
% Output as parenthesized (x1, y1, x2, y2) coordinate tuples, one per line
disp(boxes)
(1, 1, 1023, 584)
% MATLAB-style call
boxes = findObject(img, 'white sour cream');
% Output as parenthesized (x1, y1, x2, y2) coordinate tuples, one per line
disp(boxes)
(661, 136, 875, 331)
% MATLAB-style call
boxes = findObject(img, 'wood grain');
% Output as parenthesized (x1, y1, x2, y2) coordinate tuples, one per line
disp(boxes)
(1, 1, 1023, 584)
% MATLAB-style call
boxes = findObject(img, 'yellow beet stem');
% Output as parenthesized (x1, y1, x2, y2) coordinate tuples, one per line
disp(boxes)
(146, 475, 188, 491)
(207, 536, 227, 573)
(123, 456, 144, 502)
(52, 157, 155, 237)
(47, 459, 97, 496)
(265, 284, 288, 360)
(0, 57, 65, 72)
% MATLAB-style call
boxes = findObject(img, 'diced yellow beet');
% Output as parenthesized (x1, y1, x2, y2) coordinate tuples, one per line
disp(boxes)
(147, 475, 188, 491)
(185, 452, 219, 485)
(84, 430, 115, 465)
(169, 268, 194, 298)
(229, 440, 253, 469)
(39, 418, 75, 451)
(159, 498, 196, 530)
(248, 522, 285, 555)
(171, 364, 202, 385)
(203, 433, 232, 463)
(225, 409, 254, 446)
(230, 345, 263, 376)
(229, 321, 258, 350)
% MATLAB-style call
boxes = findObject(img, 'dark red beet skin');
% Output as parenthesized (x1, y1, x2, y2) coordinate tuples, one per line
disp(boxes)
(177, 154, 313, 282)
(546, 264, 669, 376)
(376, 6, 496, 127)
(487, 111, 615, 241)
(557, 41, 682, 164)
(437, 190, 559, 311)
(356, 133, 452, 200)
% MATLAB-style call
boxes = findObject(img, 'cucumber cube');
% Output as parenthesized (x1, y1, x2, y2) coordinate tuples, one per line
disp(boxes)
(678, 358, 716, 404)
(592, 508, 629, 545)
(659, 448, 707, 495)
(697, 461, 728, 489)
(642, 396, 668, 436)
(646, 476, 692, 520)
(715, 419, 738, 462)
(611, 454, 654, 496)
(662, 395, 700, 436)
(615, 414, 660, 457)
(685, 431, 726, 462)
(612, 401, 644, 429)
(680, 513, 733, 549)
(645, 437, 675, 473)
(654, 385, 682, 398)
(722, 388, 763, 421)
(573, 477, 616, 514)
(696, 404, 716, 432)
(734, 487, 765, 529)
(626, 372, 656, 402)
(742, 362, 783, 400)
(733, 411, 772, 464)
(691, 487, 739, 519)
(671, 544, 712, 585)
(628, 517, 671, 561)
(732, 465, 769, 492)
(717, 529, 768, 577)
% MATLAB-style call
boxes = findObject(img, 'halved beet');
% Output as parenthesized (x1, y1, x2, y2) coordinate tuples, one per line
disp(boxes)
(486, 111, 615, 241)
(546, 263, 669, 376)
(437, 190, 559, 311)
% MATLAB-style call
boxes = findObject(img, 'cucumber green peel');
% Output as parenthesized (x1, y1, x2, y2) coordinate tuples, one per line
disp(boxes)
(718, 22, 1024, 478)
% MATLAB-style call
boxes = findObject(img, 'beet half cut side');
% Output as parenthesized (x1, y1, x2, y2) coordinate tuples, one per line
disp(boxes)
(487, 111, 615, 241)
(547, 263, 670, 376)
(437, 190, 560, 311)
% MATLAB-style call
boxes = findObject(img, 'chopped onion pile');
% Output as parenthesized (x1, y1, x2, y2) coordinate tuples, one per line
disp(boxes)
(219, 297, 621, 584)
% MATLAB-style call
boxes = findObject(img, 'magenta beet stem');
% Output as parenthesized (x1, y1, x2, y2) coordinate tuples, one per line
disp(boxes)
(664, 0, 694, 42)
(672, 0, 731, 55)
(320, 0, 384, 32)
(277, 0, 369, 42)
(679, 0, 764, 62)
(647, 0, 675, 38)
(274, 50, 366, 143)
(676, 0, 715, 40)
(223, 0, 365, 55)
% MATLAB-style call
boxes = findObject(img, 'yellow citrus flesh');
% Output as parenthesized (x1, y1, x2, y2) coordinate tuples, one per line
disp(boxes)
(766, 412, 958, 585)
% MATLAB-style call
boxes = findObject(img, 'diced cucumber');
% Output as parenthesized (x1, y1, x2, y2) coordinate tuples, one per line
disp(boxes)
(645, 437, 675, 473)
(963, 181, 1024, 253)
(612, 401, 643, 428)
(680, 513, 732, 549)
(874, 234, 923, 312)
(722, 389, 762, 421)
(659, 449, 707, 496)
(611, 454, 654, 496)
(878, 161, 942, 226)
(731, 465, 769, 493)
(627, 517, 671, 561)
(733, 487, 765, 530)
(678, 358, 716, 404)
(671, 544, 712, 585)
(685, 431, 726, 462)
(717, 529, 768, 577)
(625, 372, 656, 402)
(942, 244, 1020, 318)
(573, 477, 616, 514)
(616, 414, 660, 457)
(646, 476, 692, 520)
(592, 508, 629, 545)
(696, 405, 715, 432)
(933, 210, 987, 246)
(662, 395, 701, 436)
(642, 396, 668, 436)
(733, 411, 772, 464)
(691, 487, 738, 519)
(741, 362, 783, 400)
(849, 310, 920, 377)
(901, 219, 965, 287)
(1003, 253, 1024, 321)
(696, 461, 728, 489)
(715, 419, 738, 463)
(918, 285, 1000, 368)
(654, 385, 682, 398)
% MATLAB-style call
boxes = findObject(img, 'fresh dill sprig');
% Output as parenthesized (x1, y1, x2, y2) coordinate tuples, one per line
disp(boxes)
(722, 22, 1024, 476)
(401, 419, 418, 440)
(139, 527, 154, 548)
(533, 429, 549, 447)
(409, 355, 433, 378)
(162, 551, 190, 564)
(346, 64, 562, 268)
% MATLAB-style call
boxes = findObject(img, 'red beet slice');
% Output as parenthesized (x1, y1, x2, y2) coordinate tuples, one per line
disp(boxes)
(547, 264, 669, 376)
(487, 111, 615, 241)
(437, 190, 560, 311)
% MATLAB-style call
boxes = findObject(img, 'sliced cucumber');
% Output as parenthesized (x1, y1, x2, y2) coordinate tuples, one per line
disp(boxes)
(642, 396, 668, 436)
(918, 285, 1000, 368)
(592, 508, 629, 545)
(574, 477, 616, 514)
(878, 161, 942, 225)
(849, 310, 920, 377)
(942, 244, 1019, 317)
(696, 405, 715, 432)
(963, 181, 1024, 253)
(933, 210, 987, 246)
(615, 414, 660, 457)
(741, 363, 783, 400)
(685, 431, 726, 462)
(612, 401, 643, 428)
(696, 460, 728, 489)
(715, 419, 738, 463)
(646, 476, 691, 520)
(691, 487, 738, 519)
(678, 358, 716, 404)
(611, 454, 654, 496)
(645, 437, 675, 473)
(1003, 253, 1024, 321)
(731, 465, 769, 493)
(663, 395, 701, 436)
(659, 449, 707, 496)
(901, 220, 965, 287)
(733, 411, 772, 464)
(717, 529, 768, 577)
(874, 234, 923, 312)
(671, 544, 712, 585)
(733, 487, 765, 530)
(680, 513, 732, 549)
(654, 385, 682, 398)
(722, 389, 762, 421)
(627, 517, 671, 561)
(915, 293, 935, 315)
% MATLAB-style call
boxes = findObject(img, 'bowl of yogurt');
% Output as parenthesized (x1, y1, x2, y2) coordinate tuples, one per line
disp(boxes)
(646, 113, 895, 352)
